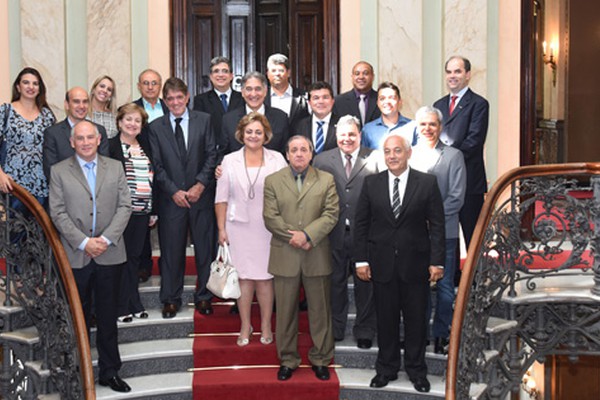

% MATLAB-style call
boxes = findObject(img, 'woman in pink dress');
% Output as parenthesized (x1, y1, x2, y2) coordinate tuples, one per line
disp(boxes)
(215, 112, 287, 346)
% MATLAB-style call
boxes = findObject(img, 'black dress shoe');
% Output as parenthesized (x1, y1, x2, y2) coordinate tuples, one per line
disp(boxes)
(99, 375, 131, 393)
(434, 337, 449, 354)
(138, 269, 150, 283)
(299, 299, 308, 311)
(411, 377, 431, 393)
(357, 338, 372, 349)
(312, 365, 330, 380)
(162, 303, 177, 319)
(229, 301, 239, 314)
(277, 366, 295, 381)
(370, 373, 398, 388)
(196, 300, 213, 315)
(399, 340, 405, 349)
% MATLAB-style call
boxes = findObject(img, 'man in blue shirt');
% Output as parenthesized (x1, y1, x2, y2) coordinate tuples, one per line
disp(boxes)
(361, 82, 416, 150)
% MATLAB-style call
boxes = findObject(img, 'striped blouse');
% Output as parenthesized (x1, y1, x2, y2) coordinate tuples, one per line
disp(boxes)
(121, 142, 153, 214)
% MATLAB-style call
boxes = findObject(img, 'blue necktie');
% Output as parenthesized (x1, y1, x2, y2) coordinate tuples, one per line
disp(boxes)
(220, 94, 228, 112)
(315, 120, 325, 153)
(84, 161, 97, 235)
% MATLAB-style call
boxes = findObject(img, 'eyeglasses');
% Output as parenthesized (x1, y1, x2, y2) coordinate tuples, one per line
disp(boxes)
(141, 81, 160, 87)
(211, 68, 231, 74)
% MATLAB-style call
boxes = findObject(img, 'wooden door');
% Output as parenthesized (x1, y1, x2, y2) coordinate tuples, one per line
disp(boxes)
(171, 0, 339, 96)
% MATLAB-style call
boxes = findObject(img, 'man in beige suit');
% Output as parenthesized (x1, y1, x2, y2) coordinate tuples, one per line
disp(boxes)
(263, 135, 339, 381)
(49, 120, 132, 392)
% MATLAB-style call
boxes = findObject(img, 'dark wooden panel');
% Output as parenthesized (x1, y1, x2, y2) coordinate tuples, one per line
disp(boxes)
(191, 16, 216, 94)
(294, 13, 321, 90)
(256, 0, 287, 74)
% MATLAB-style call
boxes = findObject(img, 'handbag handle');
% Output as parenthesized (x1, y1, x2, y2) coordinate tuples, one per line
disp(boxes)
(218, 242, 231, 264)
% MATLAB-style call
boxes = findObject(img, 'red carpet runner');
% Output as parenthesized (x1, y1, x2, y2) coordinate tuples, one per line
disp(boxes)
(192, 302, 340, 400)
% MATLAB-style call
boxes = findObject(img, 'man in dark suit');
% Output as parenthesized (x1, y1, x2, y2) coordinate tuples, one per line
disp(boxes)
(293, 81, 339, 155)
(433, 56, 489, 251)
(133, 68, 169, 283)
(263, 135, 339, 382)
(49, 120, 132, 393)
(313, 115, 381, 348)
(353, 134, 445, 393)
(192, 56, 243, 152)
(148, 77, 218, 318)
(220, 71, 289, 160)
(333, 61, 381, 127)
(264, 53, 309, 131)
(43, 87, 109, 179)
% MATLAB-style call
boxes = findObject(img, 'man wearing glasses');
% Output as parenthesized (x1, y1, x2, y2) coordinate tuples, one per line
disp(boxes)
(134, 69, 168, 123)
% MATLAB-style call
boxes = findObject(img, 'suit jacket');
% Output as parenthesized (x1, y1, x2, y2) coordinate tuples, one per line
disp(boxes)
(433, 88, 489, 195)
(148, 110, 218, 211)
(220, 104, 289, 161)
(410, 142, 466, 239)
(265, 86, 309, 131)
(292, 113, 340, 155)
(43, 118, 109, 179)
(263, 166, 339, 277)
(49, 154, 132, 268)
(353, 168, 445, 284)
(313, 146, 381, 249)
(133, 97, 168, 151)
(193, 90, 243, 148)
(333, 89, 381, 126)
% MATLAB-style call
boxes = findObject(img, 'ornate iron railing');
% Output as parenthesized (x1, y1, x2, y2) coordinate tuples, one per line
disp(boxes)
(447, 163, 600, 399)
(0, 184, 95, 399)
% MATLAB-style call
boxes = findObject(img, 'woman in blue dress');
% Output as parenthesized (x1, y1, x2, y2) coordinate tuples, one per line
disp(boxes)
(0, 67, 55, 210)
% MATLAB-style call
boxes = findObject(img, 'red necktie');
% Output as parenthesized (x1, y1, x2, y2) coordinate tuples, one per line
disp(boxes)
(449, 95, 458, 115)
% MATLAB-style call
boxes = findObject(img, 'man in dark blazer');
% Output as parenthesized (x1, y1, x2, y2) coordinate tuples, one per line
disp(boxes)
(49, 120, 132, 393)
(133, 68, 169, 283)
(192, 56, 243, 152)
(353, 134, 445, 393)
(264, 53, 309, 131)
(43, 87, 109, 179)
(433, 56, 489, 250)
(313, 115, 381, 348)
(293, 81, 339, 155)
(220, 71, 289, 161)
(148, 77, 218, 318)
(333, 61, 381, 127)
(263, 135, 339, 382)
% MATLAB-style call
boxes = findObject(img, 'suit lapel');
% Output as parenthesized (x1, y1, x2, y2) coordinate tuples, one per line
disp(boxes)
(348, 147, 370, 182)
(298, 167, 317, 201)
(398, 168, 418, 218)
(95, 156, 107, 196)
(68, 157, 92, 195)
(186, 112, 197, 157)
(377, 172, 396, 223)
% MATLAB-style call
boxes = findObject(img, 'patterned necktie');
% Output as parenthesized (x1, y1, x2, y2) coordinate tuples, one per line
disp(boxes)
(174, 117, 187, 163)
(220, 94, 228, 112)
(315, 121, 325, 153)
(392, 177, 401, 219)
(345, 154, 352, 178)
(358, 94, 367, 125)
(84, 161, 97, 235)
(449, 95, 458, 115)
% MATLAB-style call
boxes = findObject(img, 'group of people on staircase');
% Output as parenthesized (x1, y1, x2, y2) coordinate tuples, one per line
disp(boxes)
(0, 52, 488, 394)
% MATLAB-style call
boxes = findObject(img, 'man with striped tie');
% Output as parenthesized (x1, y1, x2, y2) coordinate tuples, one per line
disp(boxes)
(293, 81, 340, 155)
(353, 133, 445, 393)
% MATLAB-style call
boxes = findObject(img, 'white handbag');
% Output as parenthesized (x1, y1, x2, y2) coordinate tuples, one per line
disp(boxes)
(207, 243, 241, 299)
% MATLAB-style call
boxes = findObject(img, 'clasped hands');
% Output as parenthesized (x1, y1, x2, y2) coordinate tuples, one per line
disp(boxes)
(288, 230, 312, 251)
(172, 183, 205, 208)
(84, 237, 109, 258)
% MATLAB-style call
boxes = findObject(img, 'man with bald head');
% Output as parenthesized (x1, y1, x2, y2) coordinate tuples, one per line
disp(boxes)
(354, 134, 445, 392)
(333, 61, 381, 127)
(43, 86, 109, 178)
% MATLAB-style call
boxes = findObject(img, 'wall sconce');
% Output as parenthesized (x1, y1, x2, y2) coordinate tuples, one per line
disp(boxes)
(522, 369, 541, 399)
(542, 41, 557, 87)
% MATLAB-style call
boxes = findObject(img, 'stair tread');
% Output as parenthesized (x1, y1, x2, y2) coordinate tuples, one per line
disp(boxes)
(337, 367, 446, 396)
(486, 316, 518, 333)
(92, 337, 194, 364)
(0, 325, 39, 344)
(95, 372, 192, 400)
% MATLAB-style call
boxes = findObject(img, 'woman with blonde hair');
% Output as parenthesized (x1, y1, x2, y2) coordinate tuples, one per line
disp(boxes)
(90, 75, 118, 138)
(215, 112, 287, 346)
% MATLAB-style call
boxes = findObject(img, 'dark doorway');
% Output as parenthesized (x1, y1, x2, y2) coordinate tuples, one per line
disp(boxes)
(171, 0, 339, 98)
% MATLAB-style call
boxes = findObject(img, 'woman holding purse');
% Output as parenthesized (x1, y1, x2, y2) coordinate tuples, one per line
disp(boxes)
(215, 112, 287, 346)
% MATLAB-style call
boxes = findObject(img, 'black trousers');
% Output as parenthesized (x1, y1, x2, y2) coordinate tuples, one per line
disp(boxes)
(118, 214, 149, 316)
(73, 259, 123, 380)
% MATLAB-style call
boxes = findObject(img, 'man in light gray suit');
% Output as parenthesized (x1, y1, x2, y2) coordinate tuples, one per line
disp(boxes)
(410, 106, 466, 354)
(49, 120, 132, 392)
(149, 77, 218, 318)
(313, 115, 382, 348)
